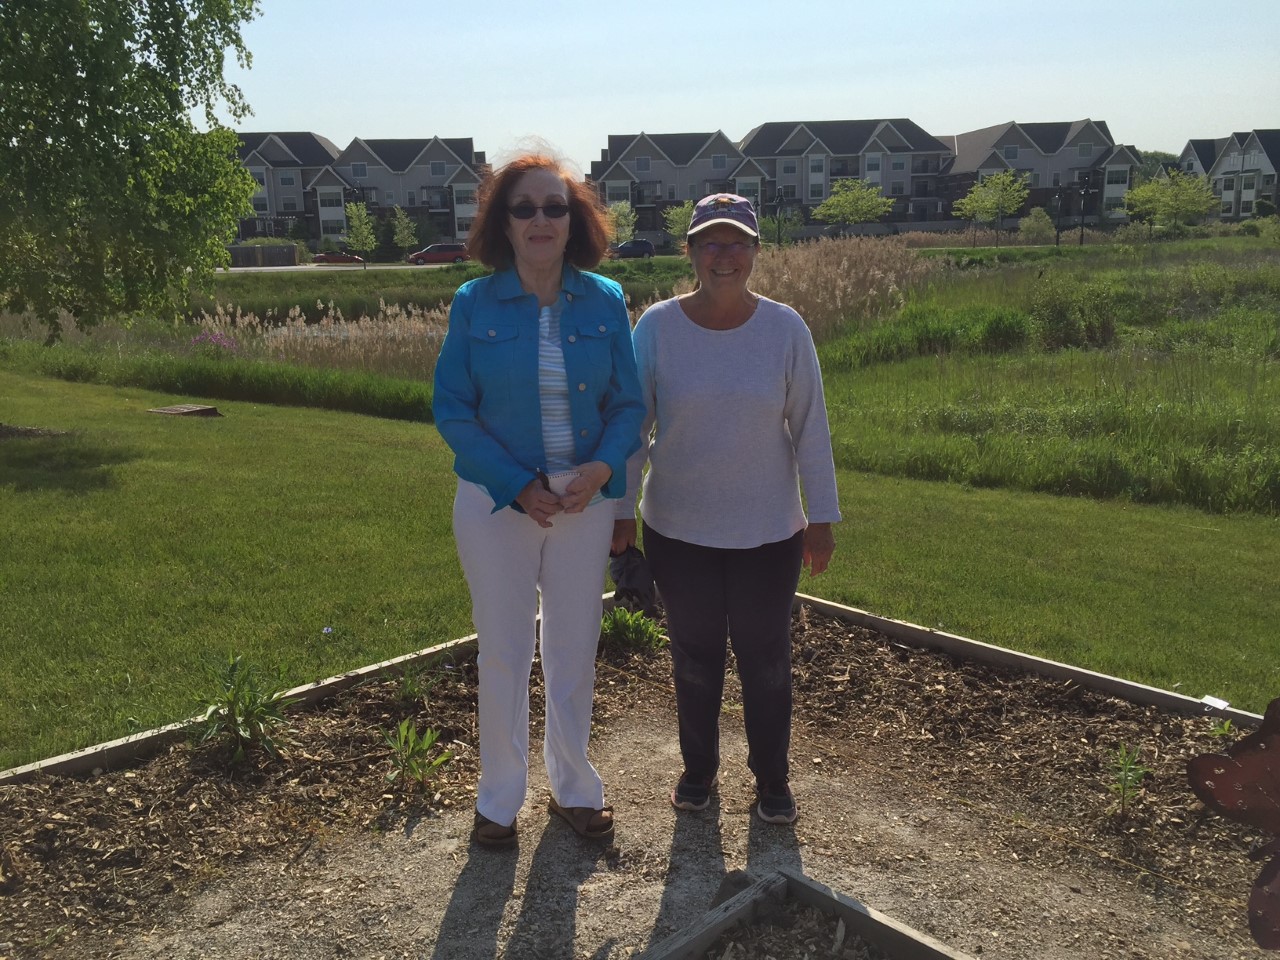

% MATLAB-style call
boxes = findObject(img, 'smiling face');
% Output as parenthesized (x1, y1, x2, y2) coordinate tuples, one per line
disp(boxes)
(687, 223, 759, 293)
(503, 168, 571, 273)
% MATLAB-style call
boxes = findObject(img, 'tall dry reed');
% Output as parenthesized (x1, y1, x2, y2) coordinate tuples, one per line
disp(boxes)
(195, 300, 448, 382)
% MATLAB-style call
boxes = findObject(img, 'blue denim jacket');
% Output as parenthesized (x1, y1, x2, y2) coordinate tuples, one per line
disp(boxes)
(433, 265, 644, 512)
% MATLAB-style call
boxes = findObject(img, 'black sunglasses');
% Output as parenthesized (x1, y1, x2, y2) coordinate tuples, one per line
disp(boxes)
(508, 201, 571, 220)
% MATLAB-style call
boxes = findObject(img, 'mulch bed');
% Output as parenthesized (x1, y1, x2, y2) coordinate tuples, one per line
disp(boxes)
(0, 604, 1266, 956)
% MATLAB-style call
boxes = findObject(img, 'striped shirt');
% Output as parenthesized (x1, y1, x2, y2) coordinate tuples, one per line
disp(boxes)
(538, 302, 576, 472)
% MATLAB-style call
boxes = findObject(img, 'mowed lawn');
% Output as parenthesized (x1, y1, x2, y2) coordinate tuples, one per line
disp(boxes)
(3, 364, 1279, 770)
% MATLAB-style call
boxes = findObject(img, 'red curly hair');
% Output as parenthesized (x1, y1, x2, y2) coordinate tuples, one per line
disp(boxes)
(466, 154, 610, 270)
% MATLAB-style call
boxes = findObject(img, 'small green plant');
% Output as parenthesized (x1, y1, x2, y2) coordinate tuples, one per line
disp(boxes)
(384, 718, 452, 789)
(600, 606, 667, 652)
(190, 654, 298, 763)
(1107, 744, 1153, 817)
(1209, 718, 1235, 738)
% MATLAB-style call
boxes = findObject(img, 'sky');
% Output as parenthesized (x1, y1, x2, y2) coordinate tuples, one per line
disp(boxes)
(207, 0, 1279, 174)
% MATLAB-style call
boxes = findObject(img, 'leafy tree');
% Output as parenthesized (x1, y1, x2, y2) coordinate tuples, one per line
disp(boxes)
(758, 208, 805, 246)
(416, 217, 442, 248)
(662, 201, 695, 247)
(344, 203, 376, 268)
(0, 0, 261, 341)
(952, 171, 1030, 247)
(1018, 207, 1055, 245)
(607, 201, 637, 243)
(1124, 171, 1218, 231)
(811, 179, 894, 232)
(391, 206, 418, 257)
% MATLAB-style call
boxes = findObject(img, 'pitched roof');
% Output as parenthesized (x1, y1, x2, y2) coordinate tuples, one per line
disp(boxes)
(360, 139, 432, 172)
(1186, 138, 1227, 171)
(236, 132, 341, 167)
(1251, 129, 1280, 168)
(942, 119, 1116, 175)
(588, 132, 725, 181)
(739, 119, 949, 157)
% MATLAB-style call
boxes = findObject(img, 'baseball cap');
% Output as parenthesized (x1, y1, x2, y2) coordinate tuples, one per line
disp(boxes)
(687, 193, 759, 238)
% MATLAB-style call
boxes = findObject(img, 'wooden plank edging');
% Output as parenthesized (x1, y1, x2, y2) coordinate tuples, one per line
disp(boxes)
(0, 633, 478, 786)
(795, 593, 1263, 729)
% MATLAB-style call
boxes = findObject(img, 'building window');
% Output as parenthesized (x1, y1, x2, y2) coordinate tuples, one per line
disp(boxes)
(351, 162, 367, 178)
(1003, 145, 1018, 161)
(1031, 173, 1041, 187)
(251, 170, 265, 186)
(456, 217, 474, 233)
(1106, 169, 1128, 185)
(1104, 196, 1124, 211)
(635, 156, 650, 172)
(1077, 143, 1092, 158)
(1223, 177, 1235, 191)
(810, 156, 824, 173)
(782, 184, 797, 199)
(890, 181, 903, 196)
(667, 184, 675, 200)
(739, 182, 759, 200)
(1052, 172, 1061, 187)
(1264, 174, 1276, 186)
(809, 183, 823, 199)
(712, 154, 726, 170)
(891, 159, 905, 171)
(866, 156, 880, 172)
(689, 184, 698, 199)
(407, 191, 416, 207)
(279, 172, 295, 186)
(431, 161, 446, 177)
(282, 198, 297, 212)
(319, 196, 342, 208)
(1185, 161, 1195, 172)
(384, 191, 395, 205)
(321, 220, 344, 235)
(252, 198, 268, 212)
(1221, 200, 1233, 213)
(782, 159, 797, 175)
(454, 189, 476, 205)
(1242, 200, 1254, 213)
(607, 187, 630, 203)
(1243, 175, 1256, 191)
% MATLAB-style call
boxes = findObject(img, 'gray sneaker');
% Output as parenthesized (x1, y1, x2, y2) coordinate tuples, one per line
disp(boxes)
(755, 781, 798, 824)
(671, 773, 718, 811)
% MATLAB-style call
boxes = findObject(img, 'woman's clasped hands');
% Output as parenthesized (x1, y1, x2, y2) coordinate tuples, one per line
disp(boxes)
(515, 461, 612, 527)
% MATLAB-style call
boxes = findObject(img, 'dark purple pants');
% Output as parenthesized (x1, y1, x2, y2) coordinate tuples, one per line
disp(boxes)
(642, 521, 805, 787)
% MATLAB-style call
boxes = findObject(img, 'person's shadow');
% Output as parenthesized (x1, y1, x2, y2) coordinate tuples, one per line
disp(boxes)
(501, 821, 614, 959)
(431, 838, 519, 960)
(646, 798, 729, 951)
(744, 805, 804, 877)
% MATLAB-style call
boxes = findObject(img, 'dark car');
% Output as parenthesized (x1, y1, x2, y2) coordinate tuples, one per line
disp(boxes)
(408, 242, 470, 265)
(609, 239, 655, 259)
(313, 251, 364, 264)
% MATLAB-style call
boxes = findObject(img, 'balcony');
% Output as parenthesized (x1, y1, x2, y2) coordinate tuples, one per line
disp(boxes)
(634, 181, 662, 206)
(911, 159, 940, 175)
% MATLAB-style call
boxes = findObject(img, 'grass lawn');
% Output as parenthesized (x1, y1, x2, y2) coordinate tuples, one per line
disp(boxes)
(0, 369, 471, 769)
(4, 364, 1278, 770)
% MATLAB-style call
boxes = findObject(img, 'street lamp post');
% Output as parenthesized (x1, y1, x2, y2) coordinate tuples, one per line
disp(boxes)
(1054, 188, 1063, 247)
(1077, 183, 1097, 246)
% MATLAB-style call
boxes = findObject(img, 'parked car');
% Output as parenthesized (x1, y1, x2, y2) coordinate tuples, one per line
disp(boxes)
(609, 238, 655, 259)
(313, 251, 364, 264)
(408, 242, 469, 265)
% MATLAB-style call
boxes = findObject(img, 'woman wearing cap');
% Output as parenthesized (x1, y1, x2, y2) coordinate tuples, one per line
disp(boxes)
(434, 153, 645, 847)
(612, 193, 840, 825)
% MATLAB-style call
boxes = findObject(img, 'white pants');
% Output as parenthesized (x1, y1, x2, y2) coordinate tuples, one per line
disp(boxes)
(453, 479, 613, 826)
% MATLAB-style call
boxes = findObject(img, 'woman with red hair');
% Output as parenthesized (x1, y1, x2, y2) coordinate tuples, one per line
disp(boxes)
(433, 154, 644, 847)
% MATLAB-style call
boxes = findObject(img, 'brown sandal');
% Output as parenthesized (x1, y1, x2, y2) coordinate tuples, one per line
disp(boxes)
(548, 797, 615, 841)
(472, 811, 517, 848)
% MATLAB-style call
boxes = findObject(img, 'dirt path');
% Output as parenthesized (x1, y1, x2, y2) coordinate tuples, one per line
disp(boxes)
(84, 697, 1257, 960)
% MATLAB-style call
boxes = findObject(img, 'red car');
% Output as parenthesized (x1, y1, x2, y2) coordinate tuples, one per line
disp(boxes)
(313, 251, 364, 264)
(407, 242, 469, 265)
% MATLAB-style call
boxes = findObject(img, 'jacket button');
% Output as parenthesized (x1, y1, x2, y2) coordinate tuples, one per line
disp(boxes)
(578, 383, 586, 391)
(597, 324, 607, 333)
(487, 329, 496, 337)
(580, 429, 588, 437)
(566, 293, 574, 302)
(568, 335, 576, 343)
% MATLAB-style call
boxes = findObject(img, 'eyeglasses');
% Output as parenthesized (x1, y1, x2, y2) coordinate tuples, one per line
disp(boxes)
(693, 240, 756, 255)
(508, 202, 570, 220)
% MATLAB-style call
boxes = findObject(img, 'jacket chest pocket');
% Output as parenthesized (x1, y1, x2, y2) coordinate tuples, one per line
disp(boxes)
(468, 323, 520, 398)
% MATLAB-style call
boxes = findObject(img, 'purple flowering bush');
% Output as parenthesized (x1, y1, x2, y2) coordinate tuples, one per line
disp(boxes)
(190, 330, 239, 359)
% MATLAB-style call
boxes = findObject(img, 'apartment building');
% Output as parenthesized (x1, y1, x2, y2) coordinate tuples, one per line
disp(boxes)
(1175, 138, 1227, 178)
(235, 132, 342, 240)
(738, 118, 953, 223)
(1203, 130, 1279, 219)
(588, 132, 745, 233)
(938, 119, 1139, 222)
(235, 132, 486, 243)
